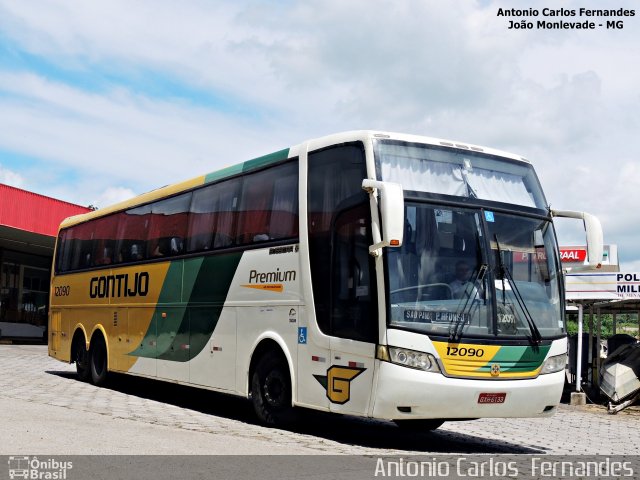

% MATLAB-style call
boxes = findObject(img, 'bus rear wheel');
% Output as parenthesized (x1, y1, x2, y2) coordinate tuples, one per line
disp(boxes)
(89, 335, 108, 386)
(73, 335, 90, 382)
(251, 352, 295, 426)
(394, 419, 445, 432)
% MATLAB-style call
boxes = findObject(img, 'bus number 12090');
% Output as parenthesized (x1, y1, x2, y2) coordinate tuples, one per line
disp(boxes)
(447, 347, 484, 357)
(54, 286, 71, 297)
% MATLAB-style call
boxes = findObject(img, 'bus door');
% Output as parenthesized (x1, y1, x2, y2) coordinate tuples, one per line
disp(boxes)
(306, 142, 378, 415)
(327, 203, 377, 415)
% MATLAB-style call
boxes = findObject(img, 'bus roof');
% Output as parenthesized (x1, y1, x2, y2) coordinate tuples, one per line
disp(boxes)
(59, 130, 530, 230)
(303, 130, 529, 164)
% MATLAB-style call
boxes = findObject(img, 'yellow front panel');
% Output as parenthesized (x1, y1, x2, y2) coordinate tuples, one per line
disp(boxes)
(432, 341, 548, 379)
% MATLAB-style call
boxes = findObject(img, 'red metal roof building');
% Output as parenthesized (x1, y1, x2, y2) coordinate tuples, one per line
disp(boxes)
(0, 183, 90, 237)
(0, 183, 91, 338)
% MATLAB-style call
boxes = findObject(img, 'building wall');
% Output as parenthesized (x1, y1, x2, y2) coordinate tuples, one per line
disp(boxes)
(0, 184, 91, 339)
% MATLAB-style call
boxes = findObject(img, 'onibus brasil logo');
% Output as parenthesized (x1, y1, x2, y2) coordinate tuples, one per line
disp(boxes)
(8, 456, 73, 479)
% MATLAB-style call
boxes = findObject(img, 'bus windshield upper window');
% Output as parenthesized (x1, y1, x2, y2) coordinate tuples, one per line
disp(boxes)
(375, 141, 547, 209)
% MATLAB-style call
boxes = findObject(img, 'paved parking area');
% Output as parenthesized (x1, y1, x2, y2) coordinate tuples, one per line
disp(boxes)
(1, 345, 639, 455)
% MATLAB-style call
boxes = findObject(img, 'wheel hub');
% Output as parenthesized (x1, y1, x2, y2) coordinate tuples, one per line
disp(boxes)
(264, 371, 285, 407)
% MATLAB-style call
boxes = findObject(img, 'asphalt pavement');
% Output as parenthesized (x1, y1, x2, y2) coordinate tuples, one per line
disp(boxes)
(1, 345, 639, 456)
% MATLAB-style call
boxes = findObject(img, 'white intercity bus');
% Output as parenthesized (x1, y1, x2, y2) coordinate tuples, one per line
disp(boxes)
(49, 131, 602, 429)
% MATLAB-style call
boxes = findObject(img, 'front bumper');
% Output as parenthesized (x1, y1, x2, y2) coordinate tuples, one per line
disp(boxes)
(372, 360, 564, 420)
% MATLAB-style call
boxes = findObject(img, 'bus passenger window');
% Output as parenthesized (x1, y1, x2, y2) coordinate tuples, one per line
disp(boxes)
(95, 246, 113, 265)
(170, 236, 183, 255)
(147, 193, 191, 259)
(115, 205, 151, 263)
(90, 215, 118, 266)
(130, 243, 144, 261)
(269, 165, 298, 239)
(236, 161, 298, 246)
(68, 221, 97, 270)
(55, 231, 69, 273)
(237, 172, 274, 244)
(187, 179, 241, 253)
(151, 239, 168, 257)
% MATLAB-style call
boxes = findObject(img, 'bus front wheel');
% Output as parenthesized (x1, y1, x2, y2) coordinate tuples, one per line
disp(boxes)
(89, 335, 108, 386)
(251, 351, 294, 425)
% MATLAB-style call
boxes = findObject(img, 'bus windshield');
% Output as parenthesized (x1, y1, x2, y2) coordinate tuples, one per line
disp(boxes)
(375, 140, 547, 209)
(387, 203, 564, 341)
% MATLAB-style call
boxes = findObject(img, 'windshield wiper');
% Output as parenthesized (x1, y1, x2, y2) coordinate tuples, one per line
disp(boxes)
(449, 263, 487, 341)
(494, 234, 542, 345)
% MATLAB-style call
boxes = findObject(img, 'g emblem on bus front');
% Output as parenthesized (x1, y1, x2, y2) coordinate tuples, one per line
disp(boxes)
(490, 364, 501, 377)
(314, 366, 365, 404)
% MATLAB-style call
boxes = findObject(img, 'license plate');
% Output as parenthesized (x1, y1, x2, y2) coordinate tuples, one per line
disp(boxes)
(478, 392, 507, 404)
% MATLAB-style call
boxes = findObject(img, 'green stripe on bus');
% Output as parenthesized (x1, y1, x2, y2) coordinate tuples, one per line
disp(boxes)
(129, 261, 186, 358)
(154, 257, 204, 361)
(165, 252, 242, 361)
(477, 344, 550, 373)
(204, 148, 290, 184)
(131, 252, 243, 361)
(187, 252, 243, 304)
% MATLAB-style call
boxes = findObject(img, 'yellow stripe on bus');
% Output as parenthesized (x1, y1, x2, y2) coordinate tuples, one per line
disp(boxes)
(51, 262, 173, 371)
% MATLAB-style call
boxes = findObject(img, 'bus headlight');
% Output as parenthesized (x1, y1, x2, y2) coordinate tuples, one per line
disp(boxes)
(377, 345, 441, 373)
(540, 353, 567, 374)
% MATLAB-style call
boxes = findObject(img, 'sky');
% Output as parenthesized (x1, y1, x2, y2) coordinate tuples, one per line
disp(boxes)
(0, 1, 638, 268)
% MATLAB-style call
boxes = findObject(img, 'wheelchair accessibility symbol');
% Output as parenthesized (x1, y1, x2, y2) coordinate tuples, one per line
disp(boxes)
(298, 327, 307, 344)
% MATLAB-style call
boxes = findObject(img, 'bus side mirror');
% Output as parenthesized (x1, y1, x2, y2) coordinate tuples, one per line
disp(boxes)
(551, 210, 604, 268)
(362, 179, 404, 256)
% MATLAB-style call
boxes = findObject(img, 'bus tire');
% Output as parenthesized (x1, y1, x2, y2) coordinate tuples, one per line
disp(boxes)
(72, 334, 90, 382)
(394, 419, 445, 432)
(89, 335, 109, 386)
(251, 351, 295, 426)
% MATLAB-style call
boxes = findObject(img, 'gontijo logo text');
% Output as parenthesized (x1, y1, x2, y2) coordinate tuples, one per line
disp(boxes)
(89, 272, 149, 298)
